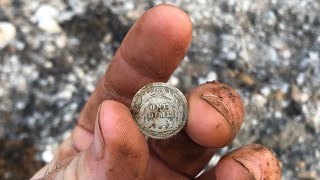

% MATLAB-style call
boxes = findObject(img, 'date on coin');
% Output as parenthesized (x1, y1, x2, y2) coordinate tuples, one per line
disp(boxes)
(131, 82, 188, 139)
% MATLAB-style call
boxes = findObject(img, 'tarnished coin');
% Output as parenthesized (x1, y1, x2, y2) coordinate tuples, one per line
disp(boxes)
(131, 82, 188, 139)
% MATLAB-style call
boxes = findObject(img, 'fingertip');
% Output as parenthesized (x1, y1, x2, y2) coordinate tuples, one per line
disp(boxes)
(199, 144, 282, 180)
(120, 4, 192, 79)
(87, 100, 149, 179)
(98, 100, 146, 148)
(146, 4, 193, 39)
(187, 94, 233, 147)
(186, 81, 245, 148)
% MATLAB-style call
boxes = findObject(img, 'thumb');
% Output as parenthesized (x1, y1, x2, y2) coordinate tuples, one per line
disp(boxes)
(32, 101, 149, 179)
(86, 100, 149, 179)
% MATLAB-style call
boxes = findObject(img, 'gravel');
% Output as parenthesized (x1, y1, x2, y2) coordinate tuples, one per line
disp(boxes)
(0, 0, 319, 179)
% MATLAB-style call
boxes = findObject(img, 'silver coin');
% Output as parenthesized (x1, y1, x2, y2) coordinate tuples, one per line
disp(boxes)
(131, 82, 188, 139)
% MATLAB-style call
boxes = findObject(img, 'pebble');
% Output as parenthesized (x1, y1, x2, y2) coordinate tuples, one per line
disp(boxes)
(313, 107, 320, 133)
(168, 76, 180, 86)
(198, 71, 218, 84)
(291, 85, 309, 103)
(298, 171, 317, 179)
(309, 51, 319, 62)
(282, 48, 292, 59)
(225, 51, 237, 60)
(296, 73, 305, 85)
(14, 41, 26, 51)
(38, 19, 61, 33)
(0, 22, 16, 49)
(262, 11, 277, 26)
(33, 5, 61, 33)
(251, 93, 267, 108)
(239, 73, 256, 87)
(103, 33, 113, 43)
(55, 34, 67, 48)
(57, 84, 75, 100)
(63, 113, 73, 123)
(41, 148, 54, 163)
(274, 111, 282, 118)
(260, 86, 271, 97)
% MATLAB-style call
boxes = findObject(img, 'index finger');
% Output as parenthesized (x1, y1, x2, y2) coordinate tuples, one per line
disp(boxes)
(77, 4, 192, 133)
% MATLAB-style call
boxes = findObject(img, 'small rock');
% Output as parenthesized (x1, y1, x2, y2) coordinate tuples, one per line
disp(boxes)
(33, 5, 61, 33)
(260, 86, 271, 97)
(262, 11, 277, 26)
(296, 73, 305, 85)
(124, 1, 135, 10)
(298, 171, 317, 180)
(239, 73, 256, 87)
(14, 41, 25, 51)
(103, 33, 113, 43)
(67, 74, 77, 83)
(291, 85, 309, 103)
(41, 149, 54, 163)
(312, 106, 320, 132)
(0, 22, 16, 49)
(57, 84, 75, 100)
(38, 18, 61, 33)
(275, 111, 282, 118)
(15, 101, 26, 110)
(34, 5, 59, 20)
(127, 9, 144, 21)
(308, 51, 319, 61)
(206, 71, 218, 81)
(85, 83, 95, 93)
(63, 113, 73, 123)
(168, 76, 179, 86)
(67, 0, 88, 14)
(43, 61, 53, 69)
(251, 93, 267, 108)
(282, 48, 292, 59)
(55, 34, 67, 48)
(74, 66, 85, 79)
(225, 51, 237, 61)
(198, 71, 218, 84)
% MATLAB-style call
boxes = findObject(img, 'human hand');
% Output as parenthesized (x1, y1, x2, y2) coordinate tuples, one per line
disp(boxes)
(32, 4, 281, 180)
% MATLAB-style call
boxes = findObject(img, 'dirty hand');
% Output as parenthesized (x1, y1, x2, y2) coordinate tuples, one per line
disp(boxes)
(32, 4, 281, 180)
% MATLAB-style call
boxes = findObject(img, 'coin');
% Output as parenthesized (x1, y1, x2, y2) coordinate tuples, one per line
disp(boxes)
(131, 82, 188, 139)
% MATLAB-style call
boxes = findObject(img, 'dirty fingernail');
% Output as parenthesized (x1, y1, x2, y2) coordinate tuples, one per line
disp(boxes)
(232, 156, 262, 180)
(200, 94, 232, 123)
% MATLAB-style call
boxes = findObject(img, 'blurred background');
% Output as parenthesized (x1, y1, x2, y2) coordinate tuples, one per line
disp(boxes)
(0, 0, 319, 179)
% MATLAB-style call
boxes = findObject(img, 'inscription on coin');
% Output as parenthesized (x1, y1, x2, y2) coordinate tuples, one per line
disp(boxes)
(131, 82, 188, 139)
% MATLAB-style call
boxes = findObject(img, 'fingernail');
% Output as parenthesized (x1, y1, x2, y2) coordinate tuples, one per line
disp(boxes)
(200, 94, 233, 130)
(232, 156, 262, 180)
(93, 104, 105, 160)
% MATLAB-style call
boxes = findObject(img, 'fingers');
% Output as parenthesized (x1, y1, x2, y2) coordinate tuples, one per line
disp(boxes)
(77, 4, 192, 134)
(148, 81, 245, 178)
(32, 101, 149, 180)
(197, 144, 282, 180)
